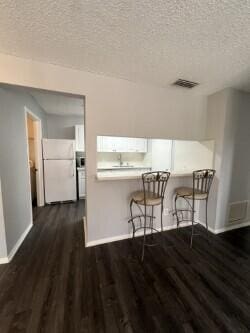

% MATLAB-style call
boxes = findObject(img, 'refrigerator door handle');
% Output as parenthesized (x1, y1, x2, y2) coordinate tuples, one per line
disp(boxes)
(72, 161, 75, 177)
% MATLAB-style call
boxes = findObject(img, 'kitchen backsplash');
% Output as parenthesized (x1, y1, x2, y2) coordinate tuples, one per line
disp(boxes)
(97, 152, 151, 168)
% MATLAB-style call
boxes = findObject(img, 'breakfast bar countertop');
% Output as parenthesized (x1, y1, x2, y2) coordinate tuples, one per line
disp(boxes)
(97, 166, 151, 171)
(96, 170, 192, 181)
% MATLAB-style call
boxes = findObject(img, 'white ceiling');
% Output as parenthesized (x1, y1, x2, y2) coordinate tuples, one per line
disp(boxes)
(30, 90, 84, 116)
(0, 1, 250, 94)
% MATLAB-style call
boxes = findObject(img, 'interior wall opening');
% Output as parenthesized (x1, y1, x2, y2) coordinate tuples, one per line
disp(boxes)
(0, 83, 86, 259)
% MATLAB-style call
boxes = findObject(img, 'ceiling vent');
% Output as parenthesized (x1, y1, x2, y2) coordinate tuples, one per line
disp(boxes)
(173, 79, 199, 89)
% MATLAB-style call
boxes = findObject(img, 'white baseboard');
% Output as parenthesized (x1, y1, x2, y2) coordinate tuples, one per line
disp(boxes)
(0, 257, 8, 264)
(198, 219, 250, 234)
(86, 221, 192, 247)
(86, 219, 250, 248)
(213, 220, 250, 234)
(7, 223, 33, 262)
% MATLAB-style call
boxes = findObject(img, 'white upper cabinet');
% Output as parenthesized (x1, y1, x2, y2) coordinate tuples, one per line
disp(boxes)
(75, 125, 84, 152)
(97, 136, 148, 153)
(134, 138, 147, 153)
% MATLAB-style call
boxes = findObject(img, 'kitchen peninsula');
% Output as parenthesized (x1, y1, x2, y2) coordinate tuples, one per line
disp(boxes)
(96, 136, 214, 181)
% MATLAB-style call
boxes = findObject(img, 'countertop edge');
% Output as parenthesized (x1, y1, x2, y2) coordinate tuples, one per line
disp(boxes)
(96, 172, 192, 181)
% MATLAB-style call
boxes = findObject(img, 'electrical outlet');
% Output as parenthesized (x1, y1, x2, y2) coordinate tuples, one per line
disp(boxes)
(164, 208, 170, 216)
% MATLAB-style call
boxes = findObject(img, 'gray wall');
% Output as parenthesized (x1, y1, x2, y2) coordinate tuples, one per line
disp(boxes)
(204, 89, 236, 230)
(46, 114, 84, 139)
(0, 178, 7, 259)
(229, 91, 250, 203)
(204, 88, 250, 231)
(0, 87, 47, 254)
(214, 89, 240, 230)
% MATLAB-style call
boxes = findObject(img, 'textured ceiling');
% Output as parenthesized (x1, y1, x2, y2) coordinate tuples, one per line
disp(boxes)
(30, 90, 84, 116)
(0, 1, 250, 94)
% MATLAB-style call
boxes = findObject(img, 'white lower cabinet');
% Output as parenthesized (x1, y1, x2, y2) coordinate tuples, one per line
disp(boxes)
(78, 169, 86, 198)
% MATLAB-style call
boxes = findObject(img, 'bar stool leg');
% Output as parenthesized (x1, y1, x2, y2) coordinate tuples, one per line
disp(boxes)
(130, 199, 135, 239)
(141, 204, 147, 261)
(160, 201, 163, 232)
(205, 198, 209, 241)
(190, 198, 195, 248)
(174, 194, 180, 229)
(151, 206, 154, 234)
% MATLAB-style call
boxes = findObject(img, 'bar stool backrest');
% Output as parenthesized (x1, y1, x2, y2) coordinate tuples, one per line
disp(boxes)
(142, 171, 170, 201)
(193, 169, 215, 196)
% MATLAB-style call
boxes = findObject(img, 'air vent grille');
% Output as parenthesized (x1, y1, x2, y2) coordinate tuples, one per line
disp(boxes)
(173, 79, 199, 89)
(228, 201, 248, 224)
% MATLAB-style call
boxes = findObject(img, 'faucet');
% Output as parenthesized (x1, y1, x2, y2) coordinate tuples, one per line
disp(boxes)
(118, 153, 123, 166)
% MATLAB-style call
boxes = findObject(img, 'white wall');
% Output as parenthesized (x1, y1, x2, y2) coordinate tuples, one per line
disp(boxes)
(0, 53, 207, 245)
(151, 139, 172, 171)
(173, 140, 214, 173)
(0, 86, 47, 254)
(47, 114, 84, 139)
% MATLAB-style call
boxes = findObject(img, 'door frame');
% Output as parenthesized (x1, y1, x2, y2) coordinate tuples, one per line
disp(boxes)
(24, 107, 45, 208)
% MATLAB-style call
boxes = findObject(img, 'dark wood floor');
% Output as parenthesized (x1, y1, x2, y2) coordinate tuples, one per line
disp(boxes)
(1, 202, 250, 332)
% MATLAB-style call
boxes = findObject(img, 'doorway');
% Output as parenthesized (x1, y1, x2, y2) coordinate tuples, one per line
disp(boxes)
(25, 108, 44, 208)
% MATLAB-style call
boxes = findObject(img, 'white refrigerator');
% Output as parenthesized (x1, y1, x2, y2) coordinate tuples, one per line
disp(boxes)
(43, 139, 77, 203)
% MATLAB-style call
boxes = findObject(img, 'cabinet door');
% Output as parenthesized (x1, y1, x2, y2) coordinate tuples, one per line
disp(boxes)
(117, 137, 128, 152)
(100, 136, 122, 152)
(101, 136, 114, 152)
(75, 125, 84, 152)
(134, 138, 148, 153)
(127, 137, 136, 152)
(78, 178, 86, 197)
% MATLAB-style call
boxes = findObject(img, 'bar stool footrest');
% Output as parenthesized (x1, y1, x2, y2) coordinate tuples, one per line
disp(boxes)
(173, 209, 196, 216)
(133, 226, 161, 235)
(128, 214, 156, 224)
(177, 219, 200, 225)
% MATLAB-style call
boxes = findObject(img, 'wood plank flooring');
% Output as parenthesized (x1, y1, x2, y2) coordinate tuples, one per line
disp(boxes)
(0, 201, 250, 332)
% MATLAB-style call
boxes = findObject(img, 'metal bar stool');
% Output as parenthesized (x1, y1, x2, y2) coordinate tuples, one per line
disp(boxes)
(128, 171, 170, 261)
(173, 169, 215, 247)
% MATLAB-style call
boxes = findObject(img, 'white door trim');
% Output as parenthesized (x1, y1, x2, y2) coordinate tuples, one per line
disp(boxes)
(24, 107, 45, 208)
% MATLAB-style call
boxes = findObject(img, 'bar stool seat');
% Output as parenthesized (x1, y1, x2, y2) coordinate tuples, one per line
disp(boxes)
(131, 190, 162, 206)
(175, 186, 208, 200)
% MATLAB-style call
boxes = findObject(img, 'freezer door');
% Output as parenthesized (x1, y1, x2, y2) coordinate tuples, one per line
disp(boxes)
(44, 160, 76, 203)
(43, 139, 75, 159)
